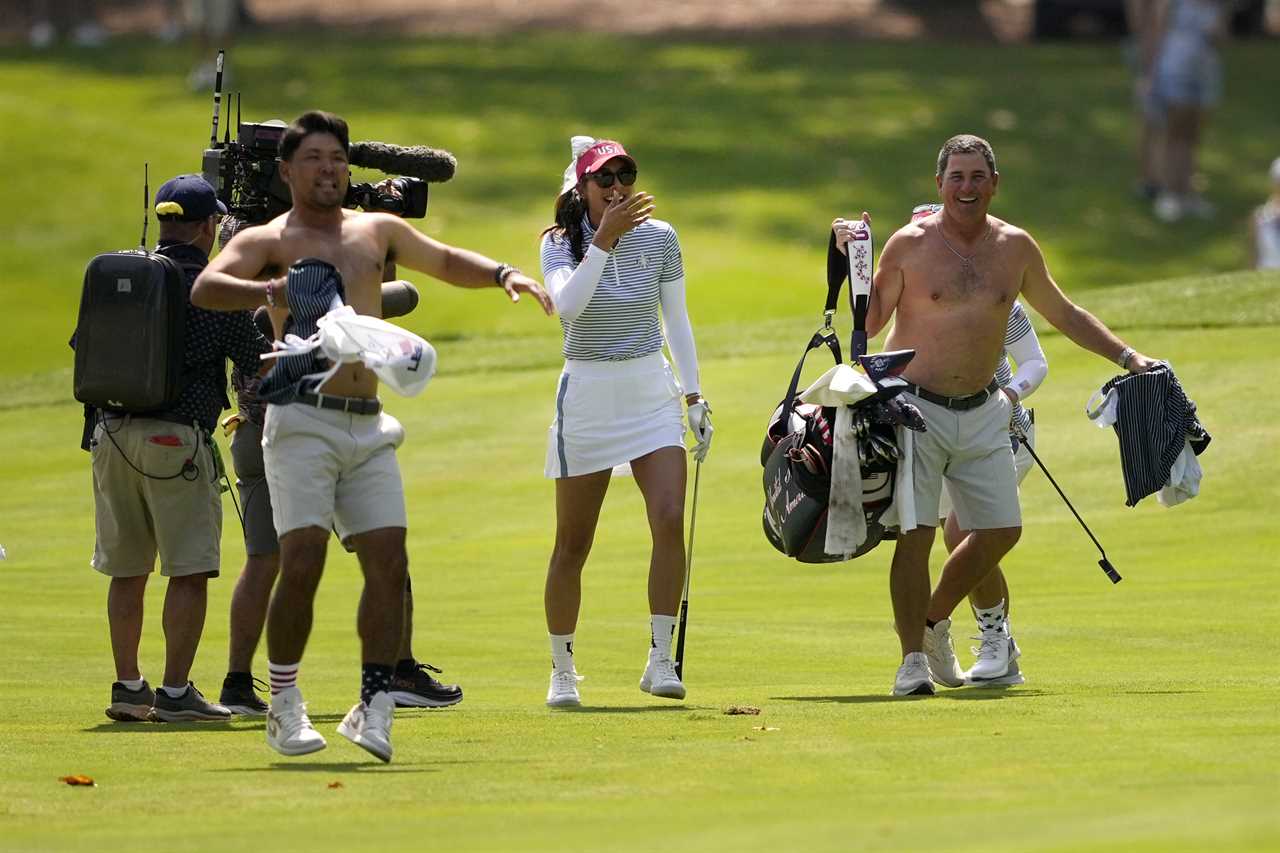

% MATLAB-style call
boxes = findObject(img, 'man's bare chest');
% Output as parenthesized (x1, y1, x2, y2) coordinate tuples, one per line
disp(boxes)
(265, 232, 387, 291)
(906, 244, 1018, 306)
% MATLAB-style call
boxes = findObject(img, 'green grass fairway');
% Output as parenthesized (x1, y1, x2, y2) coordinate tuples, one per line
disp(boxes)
(2, 271, 1278, 851)
(1, 30, 1279, 852)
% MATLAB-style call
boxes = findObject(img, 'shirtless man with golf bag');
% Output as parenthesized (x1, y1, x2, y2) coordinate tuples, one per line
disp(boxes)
(834, 133, 1158, 696)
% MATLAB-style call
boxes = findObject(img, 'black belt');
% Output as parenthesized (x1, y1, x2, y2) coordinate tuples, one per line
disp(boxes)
(295, 390, 382, 415)
(904, 379, 1000, 411)
(102, 411, 207, 432)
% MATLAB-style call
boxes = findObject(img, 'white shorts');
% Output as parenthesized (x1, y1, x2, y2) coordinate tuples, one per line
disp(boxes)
(545, 352, 684, 478)
(939, 421, 1035, 522)
(262, 402, 407, 539)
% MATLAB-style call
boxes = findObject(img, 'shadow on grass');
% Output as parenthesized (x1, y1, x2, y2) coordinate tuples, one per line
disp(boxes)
(213, 762, 437, 774)
(773, 689, 1049, 704)
(551, 705, 697, 714)
(82, 713, 346, 733)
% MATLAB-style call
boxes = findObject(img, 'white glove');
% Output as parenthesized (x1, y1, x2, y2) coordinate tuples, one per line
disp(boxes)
(687, 400, 713, 463)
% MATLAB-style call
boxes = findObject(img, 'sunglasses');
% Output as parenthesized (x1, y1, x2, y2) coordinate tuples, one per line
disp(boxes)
(585, 168, 637, 189)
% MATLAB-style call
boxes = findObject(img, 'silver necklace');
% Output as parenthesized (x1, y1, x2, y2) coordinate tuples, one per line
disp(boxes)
(938, 222, 991, 266)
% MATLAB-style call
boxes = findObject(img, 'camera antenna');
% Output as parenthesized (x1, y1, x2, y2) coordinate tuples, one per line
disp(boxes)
(232, 92, 240, 144)
(140, 162, 149, 249)
(209, 49, 226, 149)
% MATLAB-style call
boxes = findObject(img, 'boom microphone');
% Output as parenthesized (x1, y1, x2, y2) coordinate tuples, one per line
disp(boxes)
(349, 141, 456, 183)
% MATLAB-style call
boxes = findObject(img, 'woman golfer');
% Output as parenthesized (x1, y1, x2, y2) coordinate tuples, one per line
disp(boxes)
(539, 137, 711, 708)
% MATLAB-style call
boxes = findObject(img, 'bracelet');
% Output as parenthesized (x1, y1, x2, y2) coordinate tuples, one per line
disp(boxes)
(1116, 346, 1135, 369)
(264, 279, 276, 308)
(493, 263, 516, 286)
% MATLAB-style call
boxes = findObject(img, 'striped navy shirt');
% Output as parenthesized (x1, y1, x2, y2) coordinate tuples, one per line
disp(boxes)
(541, 216, 683, 362)
(996, 301, 1035, 433)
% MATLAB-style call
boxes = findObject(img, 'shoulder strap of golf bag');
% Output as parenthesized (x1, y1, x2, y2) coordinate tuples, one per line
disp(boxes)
(777, 331, 842, 432)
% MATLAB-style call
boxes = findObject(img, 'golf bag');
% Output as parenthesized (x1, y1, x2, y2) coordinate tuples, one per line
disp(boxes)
(759, 335, 911, 563)
(760, 227, 923, 563)
(73, 249, 193, 413)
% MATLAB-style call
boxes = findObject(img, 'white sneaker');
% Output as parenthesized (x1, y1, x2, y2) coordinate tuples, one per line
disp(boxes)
(639, 654, 686, 700)
(892, 651, 935, 696)
(967, 651, 1025, 687)
(546, 669, 583, 708)
(922, 618, 965, 688)
(337, 691, 394, 763)
(266, 686, 327, 756)
(966, 623, 1019, 682)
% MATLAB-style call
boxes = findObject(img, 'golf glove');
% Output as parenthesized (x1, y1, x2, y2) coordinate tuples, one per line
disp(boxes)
(688, 400, 714, 463)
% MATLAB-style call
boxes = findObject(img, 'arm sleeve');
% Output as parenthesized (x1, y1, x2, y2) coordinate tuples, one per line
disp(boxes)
(1004, 302, 1048, 401)
(658, 227, 700, 395)
(541, 234, 608, 322)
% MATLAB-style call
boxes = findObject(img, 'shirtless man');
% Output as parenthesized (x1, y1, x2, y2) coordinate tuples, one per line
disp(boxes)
(834, 133, 1157, 696)
(192, 111, 552, 760)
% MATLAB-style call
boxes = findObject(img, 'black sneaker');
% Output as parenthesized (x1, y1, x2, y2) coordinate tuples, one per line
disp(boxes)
(106, 680, 155, 722)
(389, 661, 463, 708)
(151, 682, 232, 722)
(220, 674, 270, 716)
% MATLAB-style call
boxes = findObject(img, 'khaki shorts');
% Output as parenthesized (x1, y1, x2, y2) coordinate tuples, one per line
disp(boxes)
(91, 416, 222, 578)
(906, 390, 1021, 531)
(230, 420, 278, 556)
(262, 402, 407, 539)
(939, 421, 1035, 521)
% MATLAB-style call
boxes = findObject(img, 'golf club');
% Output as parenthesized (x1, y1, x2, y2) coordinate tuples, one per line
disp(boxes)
(1014, 422, 1123, 584)
(673, 459, 701, 680)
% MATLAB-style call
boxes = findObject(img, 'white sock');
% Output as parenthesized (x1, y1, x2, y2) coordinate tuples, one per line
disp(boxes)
(549, 633, 575, 673)
(119, 677, 145, 691)
(268, 660, 299, 696)
(160, 683, 189, 698)
(974, 599, 1007, 632)
(650, 614, 677, 661)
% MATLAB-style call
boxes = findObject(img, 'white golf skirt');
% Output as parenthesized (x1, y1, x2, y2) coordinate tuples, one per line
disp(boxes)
(545, 352, 685, 479)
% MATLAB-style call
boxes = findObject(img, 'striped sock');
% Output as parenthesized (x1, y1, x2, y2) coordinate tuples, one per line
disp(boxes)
(268, 660, 299, 696)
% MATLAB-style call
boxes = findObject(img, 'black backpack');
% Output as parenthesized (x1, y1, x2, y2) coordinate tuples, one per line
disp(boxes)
(73, 249, 193, 413)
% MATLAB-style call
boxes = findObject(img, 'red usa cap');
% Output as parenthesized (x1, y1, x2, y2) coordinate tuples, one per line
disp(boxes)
(575, 140, 635, 181)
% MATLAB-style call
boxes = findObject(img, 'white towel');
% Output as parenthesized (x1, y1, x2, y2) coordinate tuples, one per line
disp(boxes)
(825, 404, 866, 556)
(1158, 438, 1202, 507)
(880, 425, 918, 533)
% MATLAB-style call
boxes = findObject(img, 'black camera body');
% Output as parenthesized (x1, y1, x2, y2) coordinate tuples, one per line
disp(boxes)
(203, 119, 429, 223)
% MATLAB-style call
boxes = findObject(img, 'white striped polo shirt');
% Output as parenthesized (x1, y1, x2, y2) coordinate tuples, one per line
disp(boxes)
(996, 301, 1035, 434)
(540, 216, 684, 362)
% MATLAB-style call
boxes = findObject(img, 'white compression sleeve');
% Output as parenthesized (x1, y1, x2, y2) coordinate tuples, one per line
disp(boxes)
(1005, 321, 1048, 401)
(660, 274, 700, 396)
(546, 244, 609, 321)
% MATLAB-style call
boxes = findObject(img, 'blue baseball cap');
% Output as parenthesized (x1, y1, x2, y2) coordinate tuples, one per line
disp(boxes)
(154, 174, 227, 221)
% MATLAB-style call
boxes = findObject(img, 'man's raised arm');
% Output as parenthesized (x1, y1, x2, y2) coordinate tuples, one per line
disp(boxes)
(192, 228, 283, 311)
(1018, 232, 1157, 373)
(382, 216, 553, 315)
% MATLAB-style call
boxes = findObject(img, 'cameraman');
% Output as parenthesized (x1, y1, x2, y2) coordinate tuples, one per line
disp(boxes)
(93, 174, 271, 723)
(217, 218, 464, 715)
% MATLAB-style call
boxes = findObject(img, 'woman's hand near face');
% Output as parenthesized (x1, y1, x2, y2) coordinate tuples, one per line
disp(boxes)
(592, 192, 655, 250)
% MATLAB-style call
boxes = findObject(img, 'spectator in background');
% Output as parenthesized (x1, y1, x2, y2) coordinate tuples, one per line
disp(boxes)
(1126, 0, 1163, 202)
(1251, 157, 1280, 270)
(26, 0, 105, 48)
(1140, 0, 1228, 222)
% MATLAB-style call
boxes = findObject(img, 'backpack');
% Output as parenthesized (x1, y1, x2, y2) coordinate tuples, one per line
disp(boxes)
(73, 249, 193, 413)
